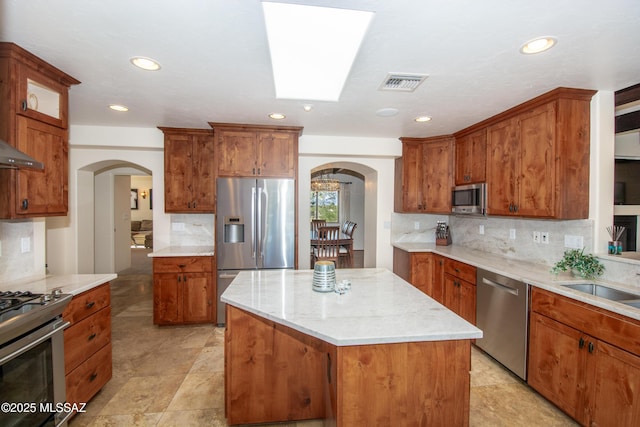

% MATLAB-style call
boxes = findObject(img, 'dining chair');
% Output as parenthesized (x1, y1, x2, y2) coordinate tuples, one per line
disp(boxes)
(311, 219, 327, 237)
(340, 222, 357, 267)
(313, 226, 341, 267)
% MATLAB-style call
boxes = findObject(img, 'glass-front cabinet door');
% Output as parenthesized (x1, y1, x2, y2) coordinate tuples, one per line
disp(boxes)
(17, 64, 69, 129)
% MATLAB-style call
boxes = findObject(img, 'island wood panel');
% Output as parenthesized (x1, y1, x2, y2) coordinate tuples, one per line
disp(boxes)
(225, 305, 325, 425)
(225, 304, 472, 426)
(328, 339, 471, 427)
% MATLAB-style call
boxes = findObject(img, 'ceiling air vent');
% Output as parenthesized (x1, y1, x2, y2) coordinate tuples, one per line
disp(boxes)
(379, 73, 428, 92)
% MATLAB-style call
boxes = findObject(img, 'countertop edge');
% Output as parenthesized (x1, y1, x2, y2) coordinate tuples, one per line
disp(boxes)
(10, 274, 118, 296)
(148, 246, 215, 257)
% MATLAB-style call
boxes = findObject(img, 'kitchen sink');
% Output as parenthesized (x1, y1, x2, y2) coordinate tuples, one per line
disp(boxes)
(561, 283, 640, 302)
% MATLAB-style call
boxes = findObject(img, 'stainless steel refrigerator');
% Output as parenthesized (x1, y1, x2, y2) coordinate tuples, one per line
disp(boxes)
(216, 177, 295, 324)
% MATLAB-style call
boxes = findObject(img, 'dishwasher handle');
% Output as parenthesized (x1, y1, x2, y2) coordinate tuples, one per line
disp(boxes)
(481, 277, 519, 296)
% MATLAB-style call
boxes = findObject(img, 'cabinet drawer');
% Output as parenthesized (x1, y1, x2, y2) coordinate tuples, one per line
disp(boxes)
(153, 256, 213, 273)
(64, 306, 111, 374)
(66, 343, 112, 407)
(444, 258, 476, 284)
(63, 283, 110, 324)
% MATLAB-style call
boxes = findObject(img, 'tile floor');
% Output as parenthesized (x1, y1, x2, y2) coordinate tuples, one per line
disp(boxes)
(69, 250, 577, 426)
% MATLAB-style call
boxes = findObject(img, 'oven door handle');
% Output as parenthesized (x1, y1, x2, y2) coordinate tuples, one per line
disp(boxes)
(0, 320, 70, 365)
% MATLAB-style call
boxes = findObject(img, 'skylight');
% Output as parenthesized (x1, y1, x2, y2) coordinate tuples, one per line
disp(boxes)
(261, 2, 374, 102)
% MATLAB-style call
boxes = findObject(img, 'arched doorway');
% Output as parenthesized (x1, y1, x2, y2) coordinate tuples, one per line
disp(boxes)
(301, 161, 378, 269)
(310, 166, 365, 267)
(78, 160, 151, 274)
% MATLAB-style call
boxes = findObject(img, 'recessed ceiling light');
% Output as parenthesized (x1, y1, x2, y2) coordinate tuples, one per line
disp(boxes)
(262, 2, 374, 101)
(130, 56, 161, 71)
(414, 115, 432, 123)
(269, 113, 286, 120)
(520, 37, 557, 54)
(376, 108, 399, 117)
(302, 104, 313, 112)
(109, 104, 129, 112)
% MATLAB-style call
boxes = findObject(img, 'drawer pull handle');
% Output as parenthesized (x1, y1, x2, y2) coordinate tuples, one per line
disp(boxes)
(88, 333, 96, 341)
(86, 301, 95, 309)
(588, 342, 595, 354)
(579, 337, 585, 349)
(89, 373, 98, 382)
(178, 264, 186, 268)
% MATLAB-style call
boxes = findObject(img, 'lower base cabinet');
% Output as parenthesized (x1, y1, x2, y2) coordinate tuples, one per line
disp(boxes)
(62, 283, 112, 415)
(392, 248, 445, 304)
(443, 258, 476, 325)
(528, 288, 640, 426)
(153, 256, 215, 325)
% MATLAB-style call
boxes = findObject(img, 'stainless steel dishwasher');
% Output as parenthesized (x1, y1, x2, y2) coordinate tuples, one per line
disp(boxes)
(476, 268, 529, 380)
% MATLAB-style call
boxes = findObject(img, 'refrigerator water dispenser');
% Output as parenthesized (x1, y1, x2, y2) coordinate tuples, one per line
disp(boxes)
(224, 217, 244, 243)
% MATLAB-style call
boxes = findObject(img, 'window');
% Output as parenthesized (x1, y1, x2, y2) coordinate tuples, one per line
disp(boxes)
(310, 190, 339, 222)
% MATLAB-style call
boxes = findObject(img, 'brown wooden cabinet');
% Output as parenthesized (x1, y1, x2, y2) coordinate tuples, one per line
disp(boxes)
(392, 248, 445, 304)
(483, 88, 595, 218)
(395, 136, 454, 213)
(443, 258, 476, 325)
(159, 127, 215, 213)
(454, 128, 486, 185)
(210, 122, 302, 178)
(152, 256, 215, 325)
(0, 42, 79, 219)
(529, 287, 640, 426)
(63, 283, 112, 413)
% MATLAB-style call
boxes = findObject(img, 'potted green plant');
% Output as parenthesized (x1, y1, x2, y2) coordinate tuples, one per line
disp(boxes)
(551, 248, 604, 279)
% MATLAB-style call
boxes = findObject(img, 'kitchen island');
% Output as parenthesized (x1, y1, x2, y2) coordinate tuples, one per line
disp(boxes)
(221, 268, 482, 426)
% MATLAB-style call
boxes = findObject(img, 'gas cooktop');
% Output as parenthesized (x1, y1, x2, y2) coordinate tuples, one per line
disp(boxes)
(0, 289, 72, 345)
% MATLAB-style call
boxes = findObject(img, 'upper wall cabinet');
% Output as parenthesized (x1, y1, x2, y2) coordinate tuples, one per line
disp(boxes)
(0, 42, 80, 219)
(483, 88, 596, 219)
(159, 127, 216, 213)
(454, 128, 486, 185)
(210, 123, 302, 178)
(395, 136, 454, 214)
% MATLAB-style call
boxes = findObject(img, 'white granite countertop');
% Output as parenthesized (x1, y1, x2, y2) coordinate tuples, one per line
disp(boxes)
(148, 245, 214, 257)
(1, 274, 117, 296)
(393, 242, 640, 321)
(221, 268, 482, 346)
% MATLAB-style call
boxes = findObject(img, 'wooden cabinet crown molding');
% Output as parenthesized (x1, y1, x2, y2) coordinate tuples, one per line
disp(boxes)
(453, 87, 596, 139)
(157, 126, 213, 136)
(208, 122, 304, 136)
(0, 42, 81, 87)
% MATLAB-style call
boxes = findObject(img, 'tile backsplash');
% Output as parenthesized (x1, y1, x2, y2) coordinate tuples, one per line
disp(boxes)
(392, 213, 640, 287)
(0, 219, 46, 284)
(169, 214, 215, 246)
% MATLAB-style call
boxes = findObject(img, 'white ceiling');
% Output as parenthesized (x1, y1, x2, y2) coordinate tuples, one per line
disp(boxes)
(2, 0, 640, 138)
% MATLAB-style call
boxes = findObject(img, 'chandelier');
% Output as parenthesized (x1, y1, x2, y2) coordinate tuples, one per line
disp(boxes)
(311, 176, 340, 191)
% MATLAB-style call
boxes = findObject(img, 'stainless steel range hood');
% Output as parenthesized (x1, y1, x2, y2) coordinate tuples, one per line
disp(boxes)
(0, 139, 44, 170)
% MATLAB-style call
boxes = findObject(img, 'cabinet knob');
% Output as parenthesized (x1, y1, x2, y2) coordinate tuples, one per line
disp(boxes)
(89, 372, 98, 382)
(21, 100, 28, 111)
(88, 333, 96, 341)
(192, 202, 196, 209)
(579, 337, 585, 349)
(86, 301, 95, 309)
(588, 341, 595, 353)
(21, 199, 29, 210)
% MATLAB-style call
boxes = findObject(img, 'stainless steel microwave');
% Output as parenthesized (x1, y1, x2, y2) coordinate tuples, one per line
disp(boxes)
(452, 183, 486, 216)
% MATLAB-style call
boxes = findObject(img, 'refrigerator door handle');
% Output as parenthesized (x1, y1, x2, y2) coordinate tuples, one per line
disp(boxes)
(257, 185, 264, 264)
(251, 186, 256, 260)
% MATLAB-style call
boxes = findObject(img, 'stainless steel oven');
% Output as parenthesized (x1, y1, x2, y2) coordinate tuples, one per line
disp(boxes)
(0, 291, 72, 427)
